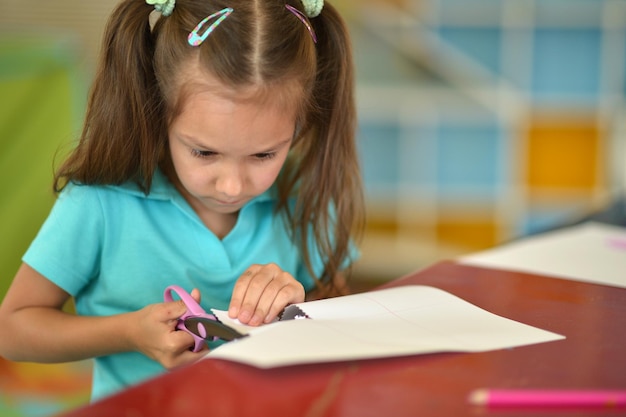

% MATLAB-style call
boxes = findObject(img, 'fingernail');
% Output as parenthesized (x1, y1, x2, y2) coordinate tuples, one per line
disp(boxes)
(239, 310, 251, 323)
(250, 314, 263, 326)
(228, 306, 238, 318)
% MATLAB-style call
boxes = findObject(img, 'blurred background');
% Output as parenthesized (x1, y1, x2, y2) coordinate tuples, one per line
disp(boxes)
(1, 0, 625, 415)
(348, 0, 626, 280)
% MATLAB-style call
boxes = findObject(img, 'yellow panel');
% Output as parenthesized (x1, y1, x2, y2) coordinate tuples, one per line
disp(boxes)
(526, 116, 600, 189)
(365, 215, 400, 236)
(436, 219, 498, 250)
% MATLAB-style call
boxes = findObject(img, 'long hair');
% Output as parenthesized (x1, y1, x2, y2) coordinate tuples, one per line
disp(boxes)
(54, 0, 364, 294)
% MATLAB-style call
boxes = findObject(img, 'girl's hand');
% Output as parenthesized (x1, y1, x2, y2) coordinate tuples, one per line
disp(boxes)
(228, 263, 305, 326)
(129, 289, 207, 370)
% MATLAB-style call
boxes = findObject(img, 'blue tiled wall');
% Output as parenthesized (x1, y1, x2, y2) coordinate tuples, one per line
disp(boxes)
(438, 27, 502, 75)
(355, 0, 622, 248)
(358, 122, 402, 193)
(532, 28, 602, 103)
(436, 124, 503, 198)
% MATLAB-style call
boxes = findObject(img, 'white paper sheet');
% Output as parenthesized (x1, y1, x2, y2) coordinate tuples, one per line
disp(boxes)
(459, 222, 626, 289)
(207, 286, 564, 368)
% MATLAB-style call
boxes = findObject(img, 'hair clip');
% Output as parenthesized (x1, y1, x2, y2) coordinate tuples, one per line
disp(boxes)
(285, 5, 317, 44)
(188, 7, 234, 47)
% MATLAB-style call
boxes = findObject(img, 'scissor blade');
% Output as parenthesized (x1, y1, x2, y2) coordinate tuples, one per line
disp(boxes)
(184, 316, 248, 341)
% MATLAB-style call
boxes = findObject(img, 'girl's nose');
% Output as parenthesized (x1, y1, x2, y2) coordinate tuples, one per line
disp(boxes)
(215, 163, 243, 197)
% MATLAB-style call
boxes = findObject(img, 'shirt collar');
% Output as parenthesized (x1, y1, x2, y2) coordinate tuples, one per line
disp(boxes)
(106, 169, 275, 205)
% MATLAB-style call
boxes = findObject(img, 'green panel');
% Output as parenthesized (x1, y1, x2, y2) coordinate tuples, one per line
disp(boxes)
(0, 38, 82, 300)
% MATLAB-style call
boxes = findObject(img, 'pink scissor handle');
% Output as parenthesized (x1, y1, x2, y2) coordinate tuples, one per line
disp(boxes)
(164, 285, 214, 352)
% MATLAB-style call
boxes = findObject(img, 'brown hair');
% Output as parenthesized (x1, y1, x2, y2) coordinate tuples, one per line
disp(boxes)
(54, 0, 364, 295)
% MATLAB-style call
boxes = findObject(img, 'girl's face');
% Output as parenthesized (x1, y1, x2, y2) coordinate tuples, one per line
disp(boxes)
(168, 84, 296, 223)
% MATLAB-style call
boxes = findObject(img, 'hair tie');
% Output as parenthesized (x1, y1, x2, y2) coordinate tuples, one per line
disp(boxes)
(301, 0, 323, 18)
(146, 0, 176, 17)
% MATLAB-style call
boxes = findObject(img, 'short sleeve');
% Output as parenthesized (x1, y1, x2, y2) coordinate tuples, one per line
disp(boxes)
(22, 184, 104, 296)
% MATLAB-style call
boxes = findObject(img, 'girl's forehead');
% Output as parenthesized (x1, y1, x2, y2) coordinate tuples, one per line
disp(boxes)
(174, 60, 305, 115)
(178, 83, 301, 124)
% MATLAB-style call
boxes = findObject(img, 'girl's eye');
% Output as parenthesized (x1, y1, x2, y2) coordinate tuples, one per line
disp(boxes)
(254, 152, 277, 161)
(191, 149, 216, 159)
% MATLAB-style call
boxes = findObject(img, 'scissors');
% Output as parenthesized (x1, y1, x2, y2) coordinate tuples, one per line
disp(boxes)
(163, 285, 247, 352)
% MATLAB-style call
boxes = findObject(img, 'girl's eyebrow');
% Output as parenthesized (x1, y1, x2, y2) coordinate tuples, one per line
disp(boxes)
(178, 134, 292, 153)
(253, 138, 292, 154)
(175, 132, 204, 145)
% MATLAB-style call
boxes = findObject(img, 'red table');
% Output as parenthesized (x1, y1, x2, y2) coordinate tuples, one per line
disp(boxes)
(57, 261, 626, 417)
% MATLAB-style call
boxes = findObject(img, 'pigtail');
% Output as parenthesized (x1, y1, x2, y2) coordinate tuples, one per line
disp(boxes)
(289, 3, 365, 295)
(54, 0, 166, 193)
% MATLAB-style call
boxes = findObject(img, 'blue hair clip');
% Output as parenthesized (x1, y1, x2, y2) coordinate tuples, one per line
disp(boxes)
(188, 8, 234, 47)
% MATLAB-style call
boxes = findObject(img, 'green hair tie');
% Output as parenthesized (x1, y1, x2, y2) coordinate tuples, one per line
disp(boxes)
(301, 0, 323, 18)
(146, 0, 176, 17)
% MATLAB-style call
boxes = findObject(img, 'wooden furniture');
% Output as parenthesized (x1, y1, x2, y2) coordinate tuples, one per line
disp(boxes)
(57, 261, 626, 417)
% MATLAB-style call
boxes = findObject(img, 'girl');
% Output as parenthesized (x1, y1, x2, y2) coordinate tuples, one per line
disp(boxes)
(0, 0, 364, 401)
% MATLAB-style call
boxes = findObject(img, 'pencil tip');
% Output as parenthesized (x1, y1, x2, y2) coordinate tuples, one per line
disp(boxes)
(468, 389, 488, 405)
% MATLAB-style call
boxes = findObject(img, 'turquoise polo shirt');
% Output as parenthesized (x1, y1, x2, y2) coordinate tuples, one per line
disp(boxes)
(22, 170, 337, 400)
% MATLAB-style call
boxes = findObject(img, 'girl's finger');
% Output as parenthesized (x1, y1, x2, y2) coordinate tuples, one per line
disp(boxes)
(263, 278, 305, 323)
(190, 288, 201, 303)
(244, 277, 287, 325)
(235, 268, 277, 324)
(228, 265, 262, 318)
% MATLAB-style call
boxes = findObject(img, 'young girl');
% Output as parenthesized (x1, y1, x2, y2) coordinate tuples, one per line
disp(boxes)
(0, 0, 363, 400)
